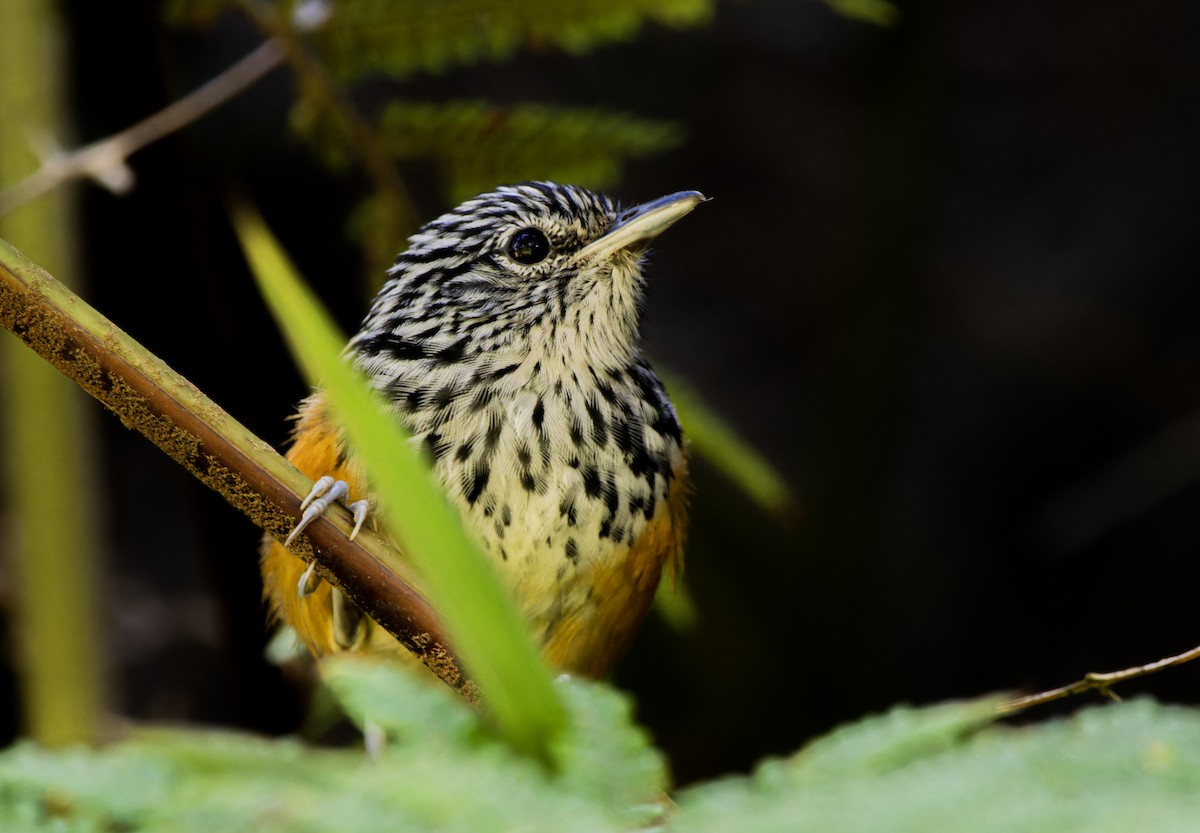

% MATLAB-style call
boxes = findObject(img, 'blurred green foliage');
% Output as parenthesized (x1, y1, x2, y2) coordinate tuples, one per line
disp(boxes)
(0, 660, 666, 833)
(675, 698, 1200, 832)
(371, 101, 683, 204)
(4, 671, 1200, 831)
(302, 0, 714, 79)
(167, 0, 708, 236)
(819, 0, 898, 26)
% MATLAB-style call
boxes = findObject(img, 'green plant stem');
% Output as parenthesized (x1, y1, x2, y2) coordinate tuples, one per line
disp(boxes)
(0, 0, 104, 744)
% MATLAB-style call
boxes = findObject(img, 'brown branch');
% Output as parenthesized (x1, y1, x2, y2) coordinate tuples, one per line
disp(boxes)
(0, 236, 478, 704)
(0, 39, 285, 216)
(999, 643, 1200, 715)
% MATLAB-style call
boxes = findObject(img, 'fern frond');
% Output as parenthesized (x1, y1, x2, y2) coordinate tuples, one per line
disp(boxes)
(311, 0, 714, 80)
(374, 99, 683, 202)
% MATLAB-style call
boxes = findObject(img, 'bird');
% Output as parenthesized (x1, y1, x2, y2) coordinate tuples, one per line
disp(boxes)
(261, 181, 703, 678)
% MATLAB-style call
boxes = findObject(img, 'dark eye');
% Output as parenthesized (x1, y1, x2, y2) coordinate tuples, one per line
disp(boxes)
(507, 228, 551, 264)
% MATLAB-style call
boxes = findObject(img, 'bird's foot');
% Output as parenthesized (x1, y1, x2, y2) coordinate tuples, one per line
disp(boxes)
(284, 475, 370, 549)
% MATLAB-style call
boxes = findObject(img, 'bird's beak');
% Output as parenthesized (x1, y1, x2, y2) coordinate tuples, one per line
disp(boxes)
(573, 190, 707, 263)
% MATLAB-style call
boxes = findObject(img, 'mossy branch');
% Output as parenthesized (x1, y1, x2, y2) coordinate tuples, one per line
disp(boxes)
(0, 236, 477, 703)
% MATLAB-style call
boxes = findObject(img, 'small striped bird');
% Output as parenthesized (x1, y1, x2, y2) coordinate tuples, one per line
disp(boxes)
(262, 182, 703, 677)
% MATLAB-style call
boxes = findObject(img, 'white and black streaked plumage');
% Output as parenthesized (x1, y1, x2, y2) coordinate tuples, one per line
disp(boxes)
(264, 182, 704, 675)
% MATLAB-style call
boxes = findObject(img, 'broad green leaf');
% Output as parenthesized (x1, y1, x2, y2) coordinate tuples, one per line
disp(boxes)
(674, 698, 1200, 833)
(0, 728, 614, 833)
(0, 660, 664, 831)
(324, 656, 668, 828)
(231, 202, 566, 762)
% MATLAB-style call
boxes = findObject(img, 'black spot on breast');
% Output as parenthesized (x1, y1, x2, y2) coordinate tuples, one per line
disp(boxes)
(582, 466, 602, 498)
(516, 444, 532, 469)
(603, 473, 620, 515)
(455, 440, 473, 462)
(597, 381, 620, 405)
(629, 446, 651, 476)
(464, 464, 490, 504)
(499, 545, 508, 561)
(651, 408, 683, 444)
(501, 504, 512, 526)
(520, 470, 537, 492)
(559, 497, 577, 527)
(483, 419, 503, 453)
(469, 385, 496, 412)
(432, 384, 455, 410)
(531, 397, 545, 429)
(643, 493, 657, 520)
(599, 516, 612, 539)
(488, 363, 521, 381)
(586, 397, 608, 446)
(433, 338, 467, 364)
(611, 412, 632, 456)
(424, 431, 450, 462)
(565, 538, 579, 563)
(569, 417, 585, 447)
(356, 332, 430, 361)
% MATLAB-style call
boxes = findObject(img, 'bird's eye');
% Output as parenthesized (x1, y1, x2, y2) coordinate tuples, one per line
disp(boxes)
(507, 228, 551, 265)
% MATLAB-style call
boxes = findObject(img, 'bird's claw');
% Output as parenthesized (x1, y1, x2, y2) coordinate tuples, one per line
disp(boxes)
(284, 475, 370, 549)
(297, 560, 321, 597)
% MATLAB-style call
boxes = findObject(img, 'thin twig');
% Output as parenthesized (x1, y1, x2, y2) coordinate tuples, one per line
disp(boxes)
(999, 643, 1200, 714)
(0, 237, 478, 703)
(0, 39, 285, 216)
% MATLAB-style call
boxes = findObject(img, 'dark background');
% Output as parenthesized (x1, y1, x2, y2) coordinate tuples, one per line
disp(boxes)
(3, 0, 1199, 785)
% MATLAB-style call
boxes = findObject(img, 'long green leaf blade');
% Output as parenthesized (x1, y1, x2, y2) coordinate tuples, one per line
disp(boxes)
(231, 202, 566, 761)
(663, 373, 796, 517)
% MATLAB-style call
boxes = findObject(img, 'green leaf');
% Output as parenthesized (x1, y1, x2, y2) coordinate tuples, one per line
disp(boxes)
(784, 695, 1004, 783)
(0, 727, 620, 832)
(819, 0, 899, 26)
(674, 698, 1200, 833)
(324, 656, 669, 828)
(230, 201, 567, 763)
(662, 372, 797, 518)
(309, 0, 714, 81)
(549, 675, 670, 826)
(372, 100, 683, 204)
(322, 655, 484, 747)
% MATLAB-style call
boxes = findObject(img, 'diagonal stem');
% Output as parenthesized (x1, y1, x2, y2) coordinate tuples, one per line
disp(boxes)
(0, 236, 478, 703)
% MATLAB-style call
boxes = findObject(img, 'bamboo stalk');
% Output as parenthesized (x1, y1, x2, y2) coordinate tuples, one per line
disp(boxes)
(0, 0, 105, 744)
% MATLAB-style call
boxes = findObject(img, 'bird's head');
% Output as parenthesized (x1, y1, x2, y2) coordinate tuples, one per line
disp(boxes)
(350, 182, 704, 396)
